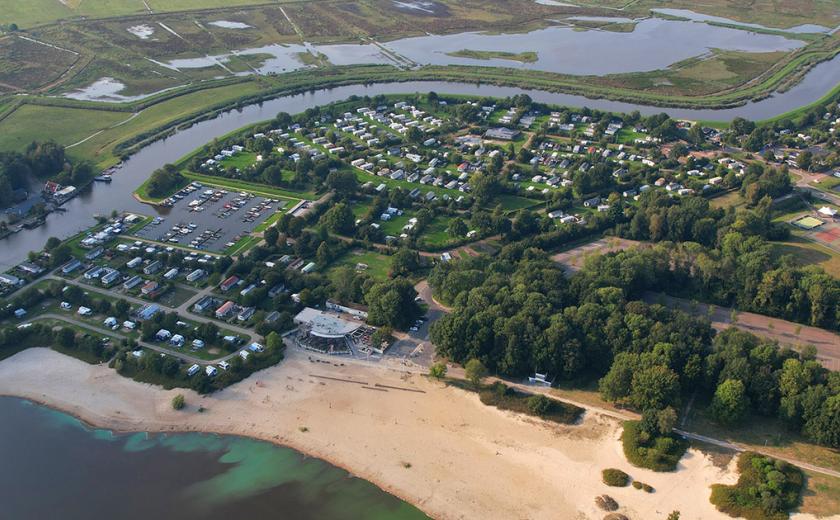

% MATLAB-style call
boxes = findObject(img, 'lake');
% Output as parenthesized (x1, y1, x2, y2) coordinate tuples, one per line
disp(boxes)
(0, 396, 427, 520)
(67, 16, 806, 102)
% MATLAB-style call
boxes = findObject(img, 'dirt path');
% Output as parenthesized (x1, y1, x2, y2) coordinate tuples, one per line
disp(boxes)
(647, 293, 840, 371)
(551, 237, 643, 272)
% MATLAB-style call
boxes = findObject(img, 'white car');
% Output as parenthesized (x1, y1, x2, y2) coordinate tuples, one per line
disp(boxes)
(219, 361, 230, 371)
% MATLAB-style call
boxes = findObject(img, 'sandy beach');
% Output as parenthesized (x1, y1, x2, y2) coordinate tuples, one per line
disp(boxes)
(0, 347, 824, 520)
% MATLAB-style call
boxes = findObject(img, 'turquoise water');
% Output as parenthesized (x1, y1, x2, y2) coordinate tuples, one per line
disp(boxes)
(0, 397, 427, 520)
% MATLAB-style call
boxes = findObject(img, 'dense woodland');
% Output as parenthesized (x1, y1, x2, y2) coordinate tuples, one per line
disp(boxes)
(0, 141, 93, 208)
(429, 247, 840, 449)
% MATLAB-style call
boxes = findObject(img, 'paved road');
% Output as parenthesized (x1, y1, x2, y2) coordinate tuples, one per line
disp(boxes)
(47, 275, 255, 364)
(33, 312, 242, 365)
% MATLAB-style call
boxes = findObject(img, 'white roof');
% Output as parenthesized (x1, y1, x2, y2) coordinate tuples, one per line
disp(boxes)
(294, 307, 360, 338)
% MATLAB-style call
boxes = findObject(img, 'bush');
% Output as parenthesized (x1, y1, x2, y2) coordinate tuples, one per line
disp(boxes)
(602, 468, 630, 487)
(595, 495, 619, 511)
(527, 394, 552, 416)
(621, 420, 688, 472)
(171, 394, 185, 410)
(474, 382, 583, 424)
(710, 452, 803, 520)
(429, 362, 447, 380)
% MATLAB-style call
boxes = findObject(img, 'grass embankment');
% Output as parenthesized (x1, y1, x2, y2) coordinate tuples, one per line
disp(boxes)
(710, 451, 804, 520)
(450, 379, 584, 425)
(135, 170, 316, 204)
(621, 420, 689, 472)
(0, 41, 837, 171)
(447, 49, 538, 63)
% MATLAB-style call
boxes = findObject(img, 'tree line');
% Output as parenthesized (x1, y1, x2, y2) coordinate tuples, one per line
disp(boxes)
(429, 246, 840, 448)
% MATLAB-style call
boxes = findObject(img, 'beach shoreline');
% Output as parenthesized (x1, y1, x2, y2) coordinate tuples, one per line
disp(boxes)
(0, 346, 816, 520)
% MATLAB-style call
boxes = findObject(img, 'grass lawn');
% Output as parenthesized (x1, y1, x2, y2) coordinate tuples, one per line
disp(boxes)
(814, 175, 840, 192)
(800, 471, 840, 518)
(682, 400, 840, 471)
(219, 151, 259, 171)
(183, 171, 317, 200)
(155, 285, 198, 308)
(708, 190, 744, 209)
(0, 104, 127, 153)
(496, 194, 543, 211)
(1, 0, 280, 28)
(254, 209, 286, 233)
(771, 238, 840, 277)
(417, 217, 458, 249)
(224, 235, 261, 256)
(0, 81, 267, 168)
(331, 250, 392, 280)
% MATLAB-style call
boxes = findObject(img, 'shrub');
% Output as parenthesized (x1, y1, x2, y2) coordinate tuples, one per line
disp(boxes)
(171, 394, 185, 410)
(632, 481, 642, 489)
(429, 362, 447, 380)
(710, 452, 803, 520)
(475, 382, 583, 424)
(621, 420, 688, 471)
(595, 495, 619, 511)
(527, 394, 552, 416)
(602, 468, 630, 487)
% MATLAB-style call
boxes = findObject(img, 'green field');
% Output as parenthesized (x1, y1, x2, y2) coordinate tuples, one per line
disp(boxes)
(0, 104, 128, 152)
(447, 49, 538, 63)
(330, 250, 392, 280)
(1, 0, 284, 28)
(0, 80, 267, 167)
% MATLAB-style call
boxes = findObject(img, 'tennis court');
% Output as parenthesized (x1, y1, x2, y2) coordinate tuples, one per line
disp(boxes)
(794, 216, 824, 230)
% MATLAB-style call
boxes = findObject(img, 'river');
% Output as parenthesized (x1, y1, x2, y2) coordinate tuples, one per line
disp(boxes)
(0, 397, 427, 520)
(4, 60, 840, 269)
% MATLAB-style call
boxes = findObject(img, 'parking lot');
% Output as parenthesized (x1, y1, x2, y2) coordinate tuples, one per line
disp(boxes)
(134, 183, 285, 253)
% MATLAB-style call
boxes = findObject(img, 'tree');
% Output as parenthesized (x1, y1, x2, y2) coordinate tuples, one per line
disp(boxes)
(321, 202, 355, 234)
(56, 327, 75, 349)
(796, 151, 813, 171)
(50, 244, 72, 267)
(465, 358, 487, 387)
(266, 331, 283, 352)
(196, 321, 219, 342)
(370, 327, 393, 351)
(145, 164, 183, 198)
(365, 278, 421, 330)
(429, 362, 447, 380)
(45, 236, 61, 251)
(630, 365, 681, 411)
(326, 170, 358, 196)
(448, 218, 468, 238)
(711, 379, 749, 425)
(171, 394, 185, 410)
(390, 248, 421, 277)
(667, 512, 680, 520)
(316, 242, 332, 266)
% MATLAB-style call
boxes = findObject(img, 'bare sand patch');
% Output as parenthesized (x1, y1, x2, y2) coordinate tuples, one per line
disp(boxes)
(0, 347, 753, 519)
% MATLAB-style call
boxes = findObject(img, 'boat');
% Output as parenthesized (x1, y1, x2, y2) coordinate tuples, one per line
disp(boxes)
(94, 175, 113, 183)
